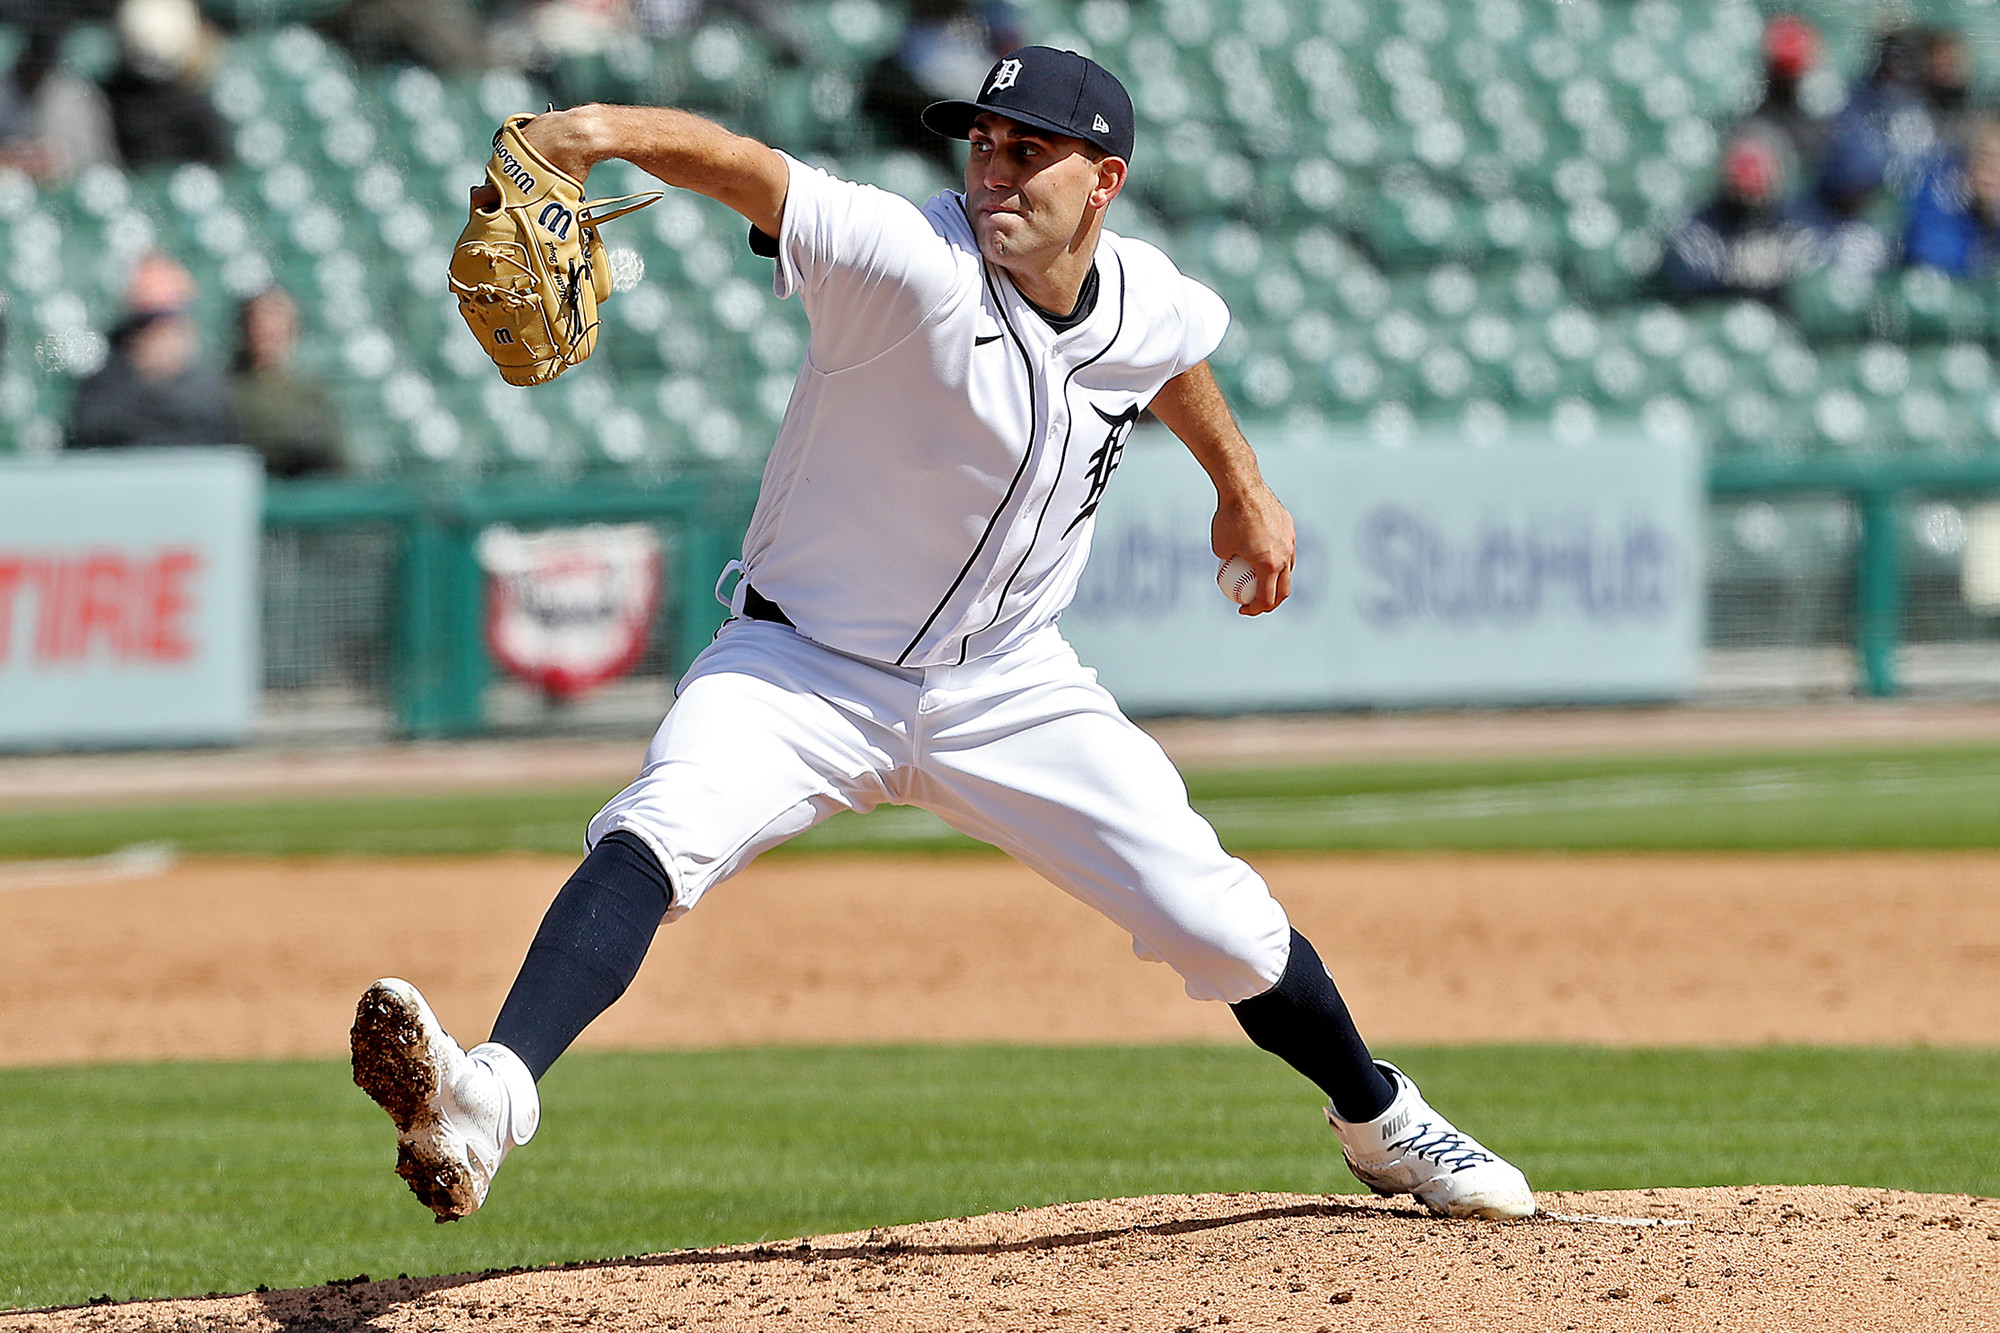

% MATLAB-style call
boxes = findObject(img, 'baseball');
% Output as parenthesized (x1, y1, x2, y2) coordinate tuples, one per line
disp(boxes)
(1217, 555, 1258, 605)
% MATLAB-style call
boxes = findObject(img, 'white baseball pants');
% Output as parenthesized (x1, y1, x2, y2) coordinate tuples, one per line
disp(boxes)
(588, 618, 1293, 1003)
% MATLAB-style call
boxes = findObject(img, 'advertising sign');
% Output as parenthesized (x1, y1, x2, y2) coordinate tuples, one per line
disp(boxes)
(0, 450, 262, 747)
(1064, 430, 1703, 711)
(478, 523, 662, 700)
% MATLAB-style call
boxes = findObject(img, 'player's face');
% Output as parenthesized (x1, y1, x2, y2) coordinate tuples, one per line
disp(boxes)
(965, 114, 1120, 275)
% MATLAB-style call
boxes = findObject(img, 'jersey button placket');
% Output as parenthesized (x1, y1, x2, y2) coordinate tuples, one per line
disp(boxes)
(911, 669, 942, 773)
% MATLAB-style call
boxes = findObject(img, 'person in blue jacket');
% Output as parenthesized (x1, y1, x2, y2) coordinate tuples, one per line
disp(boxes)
(1904, 121, 2000, 275)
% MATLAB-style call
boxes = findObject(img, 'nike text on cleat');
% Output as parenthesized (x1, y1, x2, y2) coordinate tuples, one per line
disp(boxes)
(1325, 1061, 1535, 1220)
(350, 978, 539, 1221)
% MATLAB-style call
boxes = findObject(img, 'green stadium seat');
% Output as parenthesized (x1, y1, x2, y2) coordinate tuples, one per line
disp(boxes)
(1588, 341, 1656, 406)
(1788, 267, 1879, 343)
(1452, 395, 1511, 446)
(1148, 146, 1258, 221)
(1322, 347, 1397, 416)
(1546, 394, 1604, 446)
(1459, 308, 1520, 371)
(1644, 392, 1717, 452)
(1814, 386, 1889, 454)
(1852, 340, 1913, 401)
(1249, 262, 1307, 323)
(1504, 345, 1564, 408)
(1713, 387, 1793, 455)
(1936, 341, 1997, 398)
(1880, 266, 1989, 344)
(1420, 262, 1479, 319)
(1233, 344, 1299, 415)
(1413, 342, 1476, 406)
(5, 0, 1955, 482)
(1675, 337, 1740, 404)
(1760, 338, 1824, 400)
(1361, 397, 1420, 445)
(1264, 155, 1356, 227)
(1365, 189, 1470, 266)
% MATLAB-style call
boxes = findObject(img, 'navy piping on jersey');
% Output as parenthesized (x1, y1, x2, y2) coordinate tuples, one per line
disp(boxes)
(894, 206, 1041, 667)
(961, 248, 1127, 664)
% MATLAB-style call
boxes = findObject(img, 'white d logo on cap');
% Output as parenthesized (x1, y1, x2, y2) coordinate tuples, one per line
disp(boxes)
(990, 58, 1023, 92)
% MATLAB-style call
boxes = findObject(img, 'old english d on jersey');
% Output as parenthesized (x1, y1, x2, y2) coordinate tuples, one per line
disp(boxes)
(741, 155, 1228, 667)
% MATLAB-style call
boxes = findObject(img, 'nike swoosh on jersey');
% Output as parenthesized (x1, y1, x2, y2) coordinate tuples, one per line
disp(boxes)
(975, 333, 1003, 345)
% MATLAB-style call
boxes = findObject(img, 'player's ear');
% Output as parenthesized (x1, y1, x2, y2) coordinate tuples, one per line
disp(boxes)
(1090, 155, 1127, 209)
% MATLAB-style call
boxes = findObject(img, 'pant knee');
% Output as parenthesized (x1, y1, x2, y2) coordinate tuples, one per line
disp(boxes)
(1132, 891, 1292, 1004)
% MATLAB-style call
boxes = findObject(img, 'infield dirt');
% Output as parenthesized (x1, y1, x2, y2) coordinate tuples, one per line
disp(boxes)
(3, 847, 1999, 1329)
(4, 850, 1999, 1063)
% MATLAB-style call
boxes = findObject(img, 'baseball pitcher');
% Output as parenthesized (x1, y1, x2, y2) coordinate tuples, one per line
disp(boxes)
(353, 47, 1534, 1225)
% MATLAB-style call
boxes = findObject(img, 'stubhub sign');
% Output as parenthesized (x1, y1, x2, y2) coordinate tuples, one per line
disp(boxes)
(1064, 430, 1702, 710)
(0, 449, 261, 747)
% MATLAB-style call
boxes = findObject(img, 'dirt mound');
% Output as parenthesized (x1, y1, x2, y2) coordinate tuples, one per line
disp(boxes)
(6, 1187, 1994, 1332)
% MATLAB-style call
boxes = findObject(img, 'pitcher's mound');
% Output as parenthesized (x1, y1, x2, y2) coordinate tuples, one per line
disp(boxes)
(9, 1186, 1995, 1332)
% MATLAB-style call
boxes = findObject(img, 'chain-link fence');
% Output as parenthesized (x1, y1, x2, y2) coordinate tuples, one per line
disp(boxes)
(1704, 487, 2000, 701)
(1703, 495, 1859, 698)
(253, 490, 2000, 745)
(257, 523, 400, 739)
(254, 475, 756, 743)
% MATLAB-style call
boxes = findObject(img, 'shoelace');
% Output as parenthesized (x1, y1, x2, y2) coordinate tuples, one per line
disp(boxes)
(1386, 1119, 1496, 1174)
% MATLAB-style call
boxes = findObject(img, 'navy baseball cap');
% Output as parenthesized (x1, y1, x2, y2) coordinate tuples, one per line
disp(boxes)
(922, 46, 1136, 162)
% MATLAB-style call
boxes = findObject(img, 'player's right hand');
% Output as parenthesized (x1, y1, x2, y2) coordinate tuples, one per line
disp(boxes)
(1212, 482, 1295, 616)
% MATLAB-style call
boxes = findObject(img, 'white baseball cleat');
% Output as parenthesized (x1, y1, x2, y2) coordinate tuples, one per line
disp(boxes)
(350, 978, 539, 1222)
(1326, 1061, 1535, 1220)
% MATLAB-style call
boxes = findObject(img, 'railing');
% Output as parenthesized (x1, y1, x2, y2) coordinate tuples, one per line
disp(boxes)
(260, 456, 1996, 740)
(1709, 455, 2000, 698)
(263, 472, 761, 738)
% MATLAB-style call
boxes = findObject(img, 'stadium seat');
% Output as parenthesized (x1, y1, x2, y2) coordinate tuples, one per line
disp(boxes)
(10, 0, 1981, 483)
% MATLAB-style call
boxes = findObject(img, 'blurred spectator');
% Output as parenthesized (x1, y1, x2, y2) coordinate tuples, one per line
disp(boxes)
(100, 0, 230, 170)
(861, 0, 1022, 170)
(317, 0, 488, 74)
(1789, 178, 1895, 280)
(1661, 131, 1816, 301)
(1919, 27, 1978, 150)
(230, 286, 344, 478)
(0, 26, 118, 183)
(489, 0, 631, 97)
(1737, 15, 1827, 177)
(68, 253, 238, 453)
(1904, 120, 2000, 276)
(632, 0, 810, 65)
(1817, 26, 1937, 207)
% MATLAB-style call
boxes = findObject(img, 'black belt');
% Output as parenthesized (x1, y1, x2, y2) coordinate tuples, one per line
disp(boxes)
(742, 584, 794, 627)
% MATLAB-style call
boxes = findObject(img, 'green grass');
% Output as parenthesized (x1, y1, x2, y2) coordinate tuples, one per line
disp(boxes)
(3, 1044, 1997, 1310)
(4, 744, 2000, 860)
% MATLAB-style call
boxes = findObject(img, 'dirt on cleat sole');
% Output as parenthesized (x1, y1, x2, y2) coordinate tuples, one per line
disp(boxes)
(350, 983, 437, 1133)
(396, 1140, 470, 1222)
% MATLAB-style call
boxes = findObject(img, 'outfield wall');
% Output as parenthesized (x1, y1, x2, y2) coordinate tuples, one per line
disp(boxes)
(0, 450, 262, 748)
(13, 437, 2000, 748)
(1064, 429, 1703, 710)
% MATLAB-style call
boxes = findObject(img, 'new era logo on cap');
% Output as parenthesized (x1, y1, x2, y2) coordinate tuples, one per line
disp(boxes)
(920, 46, 1137, 162)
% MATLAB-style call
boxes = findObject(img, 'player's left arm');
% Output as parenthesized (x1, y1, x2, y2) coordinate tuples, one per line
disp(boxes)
(1147, 360, 1295, 616)
(518, 103, 787, 238)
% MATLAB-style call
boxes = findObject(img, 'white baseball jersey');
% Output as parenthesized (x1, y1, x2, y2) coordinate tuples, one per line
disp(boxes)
(738, 153, 1229, 667)
(589, 154, 1293, 1007)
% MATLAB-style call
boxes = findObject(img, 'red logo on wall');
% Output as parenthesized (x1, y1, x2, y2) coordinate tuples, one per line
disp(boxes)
(0, 549, 203, 667)
(478, 524, 661, 701)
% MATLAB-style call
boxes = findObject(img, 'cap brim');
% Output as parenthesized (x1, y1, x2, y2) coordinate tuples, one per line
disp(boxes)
(920, 99, 1120, 156)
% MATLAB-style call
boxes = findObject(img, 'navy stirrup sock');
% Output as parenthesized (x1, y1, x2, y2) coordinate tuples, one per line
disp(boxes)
(490, 830, 672, 1080)
(1230, 929, 1396, 1124)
